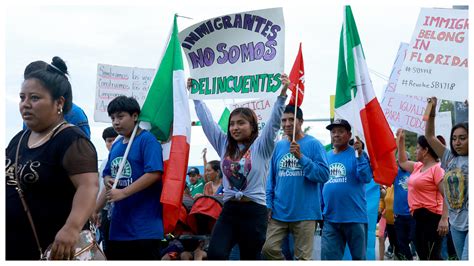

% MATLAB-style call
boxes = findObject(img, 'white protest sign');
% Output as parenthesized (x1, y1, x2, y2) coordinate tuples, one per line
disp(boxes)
(94, 64, 155, 122)
(382, 42, 442, 135)
(396, 8, 468, 102)
(228, 97, 276, 132)
(436, 111, 452, 144)
(179, 8, 285, 100)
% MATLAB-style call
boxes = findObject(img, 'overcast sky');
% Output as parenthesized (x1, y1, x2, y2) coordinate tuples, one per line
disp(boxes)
(3, 0, 468, 166)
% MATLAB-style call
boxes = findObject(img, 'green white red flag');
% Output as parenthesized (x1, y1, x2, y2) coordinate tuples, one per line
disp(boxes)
(335, 6, 397, 186)
(139, 14, 191, 234)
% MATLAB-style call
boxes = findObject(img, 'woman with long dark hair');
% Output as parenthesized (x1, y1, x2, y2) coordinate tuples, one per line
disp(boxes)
(425, 97, 469, 260)
(188, 74, 289, 259)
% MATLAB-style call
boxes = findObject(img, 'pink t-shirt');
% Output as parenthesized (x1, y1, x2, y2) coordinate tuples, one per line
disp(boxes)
(407, 162, 445, 215)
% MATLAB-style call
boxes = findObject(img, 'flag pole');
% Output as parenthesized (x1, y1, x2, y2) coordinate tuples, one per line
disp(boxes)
(112, 123, 139, 189)
(350, 88, 359, 158)
(292, 84, 299, 141)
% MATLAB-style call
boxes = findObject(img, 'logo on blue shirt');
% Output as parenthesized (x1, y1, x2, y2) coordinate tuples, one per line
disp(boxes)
(111, 156, 133, 188)
(328, 163, 347, 184)
(398, 174, 409, 191)
(278, 153, 303, 177)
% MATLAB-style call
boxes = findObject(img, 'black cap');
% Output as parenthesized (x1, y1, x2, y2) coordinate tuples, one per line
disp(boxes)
(326, 119, 351, 131)
(187, 167, 200, 175)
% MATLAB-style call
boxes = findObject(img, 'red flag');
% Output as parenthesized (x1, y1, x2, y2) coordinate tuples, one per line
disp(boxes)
(289, 43, 305, 107)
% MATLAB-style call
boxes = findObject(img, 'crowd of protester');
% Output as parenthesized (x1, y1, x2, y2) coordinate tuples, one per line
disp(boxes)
(5, 58, 468, 261)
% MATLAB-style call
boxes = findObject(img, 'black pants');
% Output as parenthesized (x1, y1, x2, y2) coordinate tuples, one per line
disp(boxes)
(386, 223, 398, 257)
(99, 209, 110, 253)
(107, 239, 161, 260)
(207, 200, 268, 260)
(394, 214, 416, 260)
(413, 208, 443, 260)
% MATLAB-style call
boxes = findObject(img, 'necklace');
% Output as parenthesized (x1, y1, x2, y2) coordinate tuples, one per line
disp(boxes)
(29, 121, 66, 148)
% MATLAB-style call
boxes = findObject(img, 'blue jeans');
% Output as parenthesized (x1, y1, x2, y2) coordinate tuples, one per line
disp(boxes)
(441, 229, 457, 260)
(450, 227, 468, 260)
(229, 245, 240, 260)
(321, 222, 367, 260)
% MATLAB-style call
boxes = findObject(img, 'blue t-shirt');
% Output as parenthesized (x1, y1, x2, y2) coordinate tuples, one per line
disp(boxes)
(103, 130, 164, 241)
(266, 135, 329, 221)
(64, 103, 90, 138)
(323, 146, 373, 223)
(393, 166, 411, 216)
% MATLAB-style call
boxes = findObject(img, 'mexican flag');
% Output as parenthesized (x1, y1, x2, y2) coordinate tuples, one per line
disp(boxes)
(140, 15, 191, 234)
(335, 6, 397, 186)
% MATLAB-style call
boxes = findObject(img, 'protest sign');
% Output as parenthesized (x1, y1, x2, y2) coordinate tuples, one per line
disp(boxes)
(228, 97, 275, 132)
(396, 8, 468, 102)
(94, 64, 155, 122)
(382, 43, 442, 135)
(436, 111, 452, 144)
(179, 8, 285, 100)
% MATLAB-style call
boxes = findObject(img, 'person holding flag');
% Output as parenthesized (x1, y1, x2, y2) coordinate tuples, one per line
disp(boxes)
(188, 73, 289, 260)
(263, 104, 329, 260)
(323, 6, 398, 260)
(321, 119, 373, 260)
(333, 6, 397, 186)
(102, 96, 164, 260)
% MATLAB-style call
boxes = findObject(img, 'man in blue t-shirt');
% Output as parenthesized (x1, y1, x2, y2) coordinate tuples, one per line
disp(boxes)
(102, 96, 164, 260)
(321, 119, 373, 260)
(263, 105, 329, 260)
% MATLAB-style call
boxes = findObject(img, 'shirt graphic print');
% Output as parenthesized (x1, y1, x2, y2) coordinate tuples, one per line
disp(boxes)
(222, 150, 251, 191)
(277, 153, 303, 177)
(110, 156, 133, 188)
(328, 162, 347, 184)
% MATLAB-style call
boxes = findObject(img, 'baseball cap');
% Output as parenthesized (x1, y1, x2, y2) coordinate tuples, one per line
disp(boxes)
(187, 167, 200, 176)
(326, 119, 352, 131)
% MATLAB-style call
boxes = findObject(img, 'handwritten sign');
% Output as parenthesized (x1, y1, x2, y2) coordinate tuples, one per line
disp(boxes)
(228, 97, 276, 132)
(179, 8, 285, 100)
(94, 64, 155, 122)
(382, 43, 442, 135)
(396, 8, 468, 102)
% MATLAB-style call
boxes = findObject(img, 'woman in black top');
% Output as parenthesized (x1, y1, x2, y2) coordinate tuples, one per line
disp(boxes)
(5, 57, 99, 260)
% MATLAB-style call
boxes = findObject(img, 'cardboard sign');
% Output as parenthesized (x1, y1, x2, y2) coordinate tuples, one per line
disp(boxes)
(94, 64, 155, 122)
(179, 8, 285, 100)
(396, 8, 468, 102)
